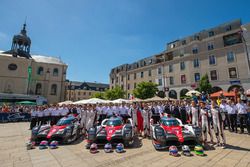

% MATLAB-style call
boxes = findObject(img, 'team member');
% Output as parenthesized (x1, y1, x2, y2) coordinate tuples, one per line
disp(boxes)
(226, 100, 237, 132)
(246, 101, 250, 135)
(200, 101, 213, 144)
(191, 101, 199, 126)
(119, 102, 129, 122)
(129, 102, 138, 133)
(37, 107, 44, 126)
(80, 104, 88, 135)
(141, 103, 152, 137)
(96, 103, 106, 125)
(211, 101, 226, 147)
(151, 102, 160, 124)
(85, 104, 97, 132)
(236, 98, 248, 134)
(220, 100, 230, 130)
(30, 107, 38, 129)
(179, 101, 188, 124)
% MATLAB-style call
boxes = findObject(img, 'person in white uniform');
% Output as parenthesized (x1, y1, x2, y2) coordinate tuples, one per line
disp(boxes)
(200, 101, 213, 144)
(85, 104, 97, 132)
(141, 103, 152, 137)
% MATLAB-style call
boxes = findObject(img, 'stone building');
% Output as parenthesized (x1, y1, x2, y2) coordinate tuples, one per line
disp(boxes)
(0, 24, 67, 104)
(110, 19, 250, 99)
(65, 81, 109, 101)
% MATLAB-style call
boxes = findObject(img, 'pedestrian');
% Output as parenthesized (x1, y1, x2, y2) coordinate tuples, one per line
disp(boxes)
(191, 101, 199, 126)
(226, 100, 237, 132)
(236, 98, 247, 134)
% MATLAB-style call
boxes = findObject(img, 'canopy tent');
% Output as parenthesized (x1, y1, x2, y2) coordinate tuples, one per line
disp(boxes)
(111, 98, 130, 103)
(210, 90, 235, 98)
(16, 101, 36, 105)
(185, 90, 201, 96)
(144, 96, 163, 102)
(129, 98, 143, 102)
(73, 98, 107, 104)
(58, 100, 73, 106)
(163, 97, 177, 101)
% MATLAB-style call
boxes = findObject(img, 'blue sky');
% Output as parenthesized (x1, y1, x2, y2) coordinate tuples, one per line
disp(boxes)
(0, 0, 250, 83)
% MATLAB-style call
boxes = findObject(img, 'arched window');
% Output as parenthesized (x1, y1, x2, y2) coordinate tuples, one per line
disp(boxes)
(169, 90, 177, 99)
(35, 83, 42, 95)
(53, 68, 59, 76)
(180, 89, 189, 98)
(37, 67, 44, 75)
(51, 84, 57, 95)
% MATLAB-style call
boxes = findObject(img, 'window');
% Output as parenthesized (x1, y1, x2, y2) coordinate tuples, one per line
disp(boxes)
(127, 74, 130, 80)
(229, 67, 237, 78)
(169, 64, 173, 72)
(223, 33, 242, 46)
(121, 76, 124, 82)
(210, 70, 217, 80)
(8, 64, 17, 71)
(208, 31, 214, 37)
(134, 73, 137, 79)
(121, 85, 124, 90)
(51, 84, 57, 95)
(158, 67, 162, 75)
(111, 78, 114, 84)
(209, 55, 216, 65)
(148, 69, 152, 76)
(169, 77, 174, 85)
(227, 51, 235, 63)
(194, 35, 200, 40)
(149, 80, 152, 82)
(226, 25, 232, 31)
(170, 43, 176, 48)
(116, 77, 118, 83)
(193, 59, 199, 68)
(181, 75, 186, 84)
(83, 92, 86, 95)
(194, 73, 200, 82)
(37, 67, 44, 75)
(127, 84, 130, 90)
(180, 62, 185, 70)
(141, 72, 144, 78)
(35, 83, 42, 95)
(53, 68, 59, 76)
(208, 42, 214, 50)
(158, 79, 163, 86)
(89, 92, 91, 96)
(134, 83, 137, 89)
(192, 47, 198, 54)
(78, 92, 80, 96)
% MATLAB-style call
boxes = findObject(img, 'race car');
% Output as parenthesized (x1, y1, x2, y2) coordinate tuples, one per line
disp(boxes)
(151, 116, 201, 150)
(86, 116, 134, 148)
(31, 115, 81, 144)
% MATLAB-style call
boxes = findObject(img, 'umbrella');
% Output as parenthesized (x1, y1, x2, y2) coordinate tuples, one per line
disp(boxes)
(144, 96, 163, 102)
(58, 100, 73, 106)
(210, 90, 235, 98)
(16, 101, 36, 105)
(186, 90, 201, 96)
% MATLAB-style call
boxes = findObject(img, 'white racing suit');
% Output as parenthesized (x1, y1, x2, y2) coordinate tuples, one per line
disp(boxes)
(129, 108, 138, 131)
(141, 108, 152, 136)
(200, 108, 213, 143)
(80, 109, 87, 134)
(191, 106, 199, 126)
(212, 107, 226, 145)
(86, 110, 96, 132)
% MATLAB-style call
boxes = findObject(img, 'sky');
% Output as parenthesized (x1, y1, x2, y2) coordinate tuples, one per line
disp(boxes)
(0, 0, 250, 84)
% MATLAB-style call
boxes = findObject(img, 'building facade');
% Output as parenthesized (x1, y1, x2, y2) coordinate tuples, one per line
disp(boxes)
(65, 81, 109, 101)
(0, 24, 67, 104)
(110, 20, 250, 99)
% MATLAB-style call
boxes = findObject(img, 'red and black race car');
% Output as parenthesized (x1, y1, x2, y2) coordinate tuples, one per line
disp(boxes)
(151, 116, 201, 150)
(31, 115, 81, 144)
(86, 117, 134, 148)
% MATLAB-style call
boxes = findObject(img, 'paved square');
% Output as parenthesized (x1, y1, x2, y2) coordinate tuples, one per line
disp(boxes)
(0, 123, 249, 167)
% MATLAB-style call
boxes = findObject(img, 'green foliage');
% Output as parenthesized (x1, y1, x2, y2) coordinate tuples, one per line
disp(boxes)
(133, 82, 158, 99)
(91, 92, 106, 99)
(105, 86, 125, 100)
(198, 74, 212, 93)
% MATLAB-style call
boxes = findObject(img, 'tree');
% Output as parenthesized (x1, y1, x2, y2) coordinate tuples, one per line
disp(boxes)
(198, 74, 212, 93)
(133, 82, 158, 99)
(105, 86, 125, 100)
(91, 92, 106, 99)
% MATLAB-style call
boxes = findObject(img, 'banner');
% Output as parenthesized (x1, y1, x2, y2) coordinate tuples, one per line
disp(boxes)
(0, 112, 31, 123)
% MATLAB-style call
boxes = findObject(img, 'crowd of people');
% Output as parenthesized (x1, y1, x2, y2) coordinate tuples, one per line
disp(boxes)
(1, 95, 250, 147)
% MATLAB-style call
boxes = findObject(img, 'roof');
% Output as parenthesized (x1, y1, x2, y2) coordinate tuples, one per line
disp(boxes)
(32, 55, 66, 65)
(84, 82, 109, 88)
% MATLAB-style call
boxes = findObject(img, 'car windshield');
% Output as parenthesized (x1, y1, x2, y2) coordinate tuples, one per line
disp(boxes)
(106, 119, 122, 126)
(56, 118, 73, 126)
(161, 119, 180, 126)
